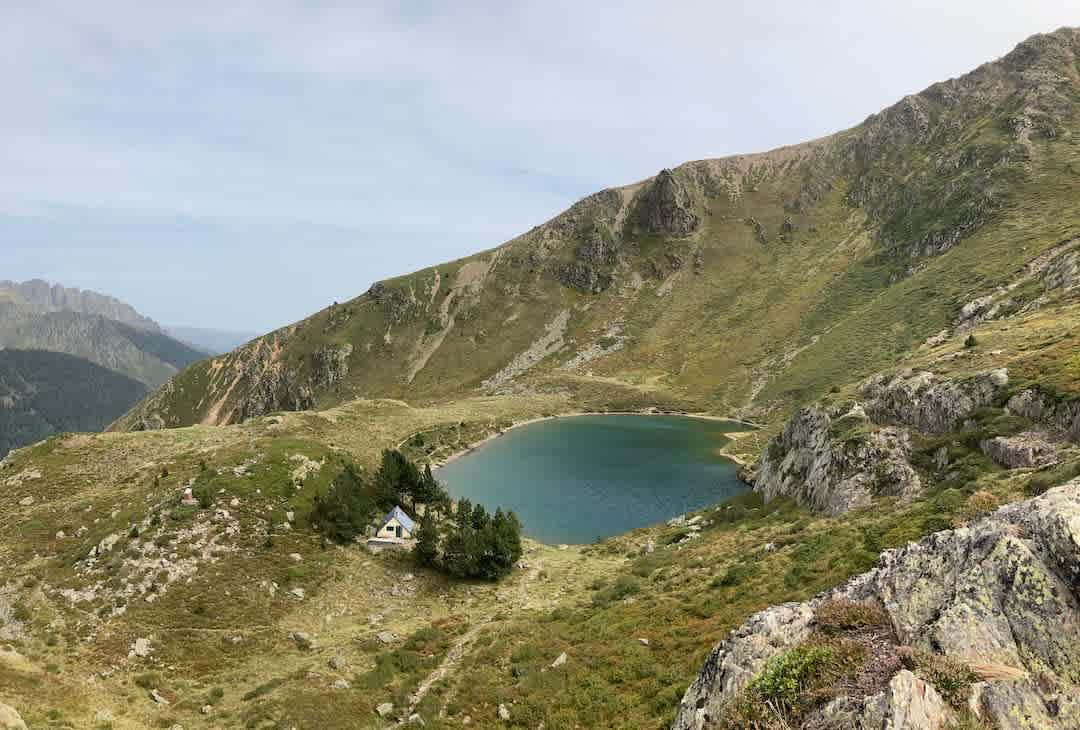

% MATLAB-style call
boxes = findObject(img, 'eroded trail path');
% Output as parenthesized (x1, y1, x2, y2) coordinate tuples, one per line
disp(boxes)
(397, 559, 545, 724)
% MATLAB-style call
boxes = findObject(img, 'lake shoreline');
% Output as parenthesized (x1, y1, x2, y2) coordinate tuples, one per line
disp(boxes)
(431, 410, 758, 470)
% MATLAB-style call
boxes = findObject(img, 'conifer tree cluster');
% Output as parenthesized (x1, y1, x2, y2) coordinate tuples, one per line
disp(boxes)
(309, 448, 523, 581)
(418, 498, 523, 580)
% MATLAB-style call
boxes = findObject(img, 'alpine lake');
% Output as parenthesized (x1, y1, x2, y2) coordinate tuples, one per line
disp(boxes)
(436, 414, 751, 544)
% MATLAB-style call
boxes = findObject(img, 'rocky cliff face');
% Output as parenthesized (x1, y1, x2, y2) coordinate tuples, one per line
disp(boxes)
(1007, 387, 1080, 442)
(751, 369, 1014, 514)
(630, 168, 700, 237)
(753, 404, 921, 515)
(672, 481, 1080, 730)
(859, 369, 1008, 433)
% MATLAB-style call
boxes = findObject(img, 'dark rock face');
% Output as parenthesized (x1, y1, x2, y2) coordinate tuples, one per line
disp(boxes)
(367, 282, 415, 323)
(555, 262, 613, 294)
(577, 231, 620, 266)
(672, 482, 1080, 730)
(1006, 388, 1080, 441)
(311, 344, 353, 390)
(632, 169, 699, 237)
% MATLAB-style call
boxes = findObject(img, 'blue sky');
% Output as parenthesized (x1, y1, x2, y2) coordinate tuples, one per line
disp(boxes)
(3, 1, 1075, 332)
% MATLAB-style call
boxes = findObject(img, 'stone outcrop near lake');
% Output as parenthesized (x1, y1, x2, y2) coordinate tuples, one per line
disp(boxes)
(672, 481, 1080, 730)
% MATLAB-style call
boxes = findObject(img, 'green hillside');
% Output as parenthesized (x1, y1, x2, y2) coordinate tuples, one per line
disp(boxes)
(0, 349, 148, 457)
(118, 27, 1080, 431)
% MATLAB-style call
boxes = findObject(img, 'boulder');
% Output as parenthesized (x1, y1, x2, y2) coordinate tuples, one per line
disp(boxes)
(551, 652, 568, 668)
(376, 702, 395, 718)
(288, 631, 314, 650)
(858, 670, 952, 729)
(130, 637, 152, 658)
(980, 432, 1057, 468)
(498, 703, 511, 721)
(671, 481, 1080, 729)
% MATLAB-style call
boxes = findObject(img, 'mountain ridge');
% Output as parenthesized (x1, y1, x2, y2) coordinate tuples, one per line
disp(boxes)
(0, 279, 162, 332)
(117, 26, 1080, 431)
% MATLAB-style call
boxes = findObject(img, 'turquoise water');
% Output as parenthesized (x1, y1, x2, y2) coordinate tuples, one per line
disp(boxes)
(436, 414, 749, 544)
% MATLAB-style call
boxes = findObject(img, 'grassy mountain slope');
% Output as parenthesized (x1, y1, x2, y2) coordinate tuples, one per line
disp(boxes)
(119, 27, 1080, 431)
(2, 290, 1079, 728)
(0, 350, 149, 457)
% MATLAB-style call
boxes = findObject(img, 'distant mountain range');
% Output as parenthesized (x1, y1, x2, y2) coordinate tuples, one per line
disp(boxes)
(0, 280, 217, 455)
(165, 325, 258, 355)
(0, 279, 160, 331)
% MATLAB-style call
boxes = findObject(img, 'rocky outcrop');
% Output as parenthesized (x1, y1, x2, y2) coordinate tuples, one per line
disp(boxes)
(631, 169, 699, 237)
(673, 482, 1080, 730)
(753, 404, 921, 515)
(311, 344, 353, 390)
(860, 369, 1008, 433)
(555, 262, 613, 294)
(980, 432, 1058, 468)
(812, 670, 954, 730)
(1006, 387, 1080, 441)
(752, 369, 1020, 515)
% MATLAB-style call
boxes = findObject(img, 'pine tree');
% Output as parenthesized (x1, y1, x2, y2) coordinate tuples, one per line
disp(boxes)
(414, 511, 439, 568)
(470, 502, 490, 530)
(374, 449, 420, 508)
(311, 463, 375, 544)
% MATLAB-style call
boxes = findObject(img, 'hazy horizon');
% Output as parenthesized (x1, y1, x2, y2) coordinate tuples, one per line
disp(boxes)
(3, 1, 1076, 332)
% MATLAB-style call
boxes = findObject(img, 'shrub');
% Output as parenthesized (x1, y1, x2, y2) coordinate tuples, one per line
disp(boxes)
(951, 490, 1000, 526)
(593, 575, 641, 607)
(964, 334, 978, 348)
(747, 645, 835, 712)
(815, 598, 889, 633)
(899, 648, 978, 708)
(723, 639, 866, 727)
(714, 561, 760, 588)
(1025, 459, 1080, 497)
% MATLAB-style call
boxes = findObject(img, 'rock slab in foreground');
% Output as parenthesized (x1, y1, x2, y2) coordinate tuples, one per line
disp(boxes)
(672, 480, 1080, 730)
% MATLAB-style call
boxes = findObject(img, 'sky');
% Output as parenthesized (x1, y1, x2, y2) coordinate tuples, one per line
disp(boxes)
(2, 2, 1076, 333)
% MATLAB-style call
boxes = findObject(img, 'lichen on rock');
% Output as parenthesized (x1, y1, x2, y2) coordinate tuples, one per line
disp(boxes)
(672, 481, 1080, 730)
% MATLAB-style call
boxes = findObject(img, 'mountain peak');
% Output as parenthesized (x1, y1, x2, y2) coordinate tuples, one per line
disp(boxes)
(0, 279, 161, 332)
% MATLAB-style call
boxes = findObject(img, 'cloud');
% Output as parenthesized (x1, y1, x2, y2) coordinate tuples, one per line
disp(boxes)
(1, 1, 1076, 330)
